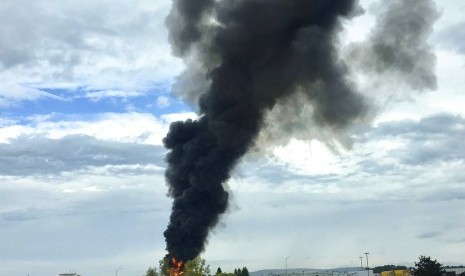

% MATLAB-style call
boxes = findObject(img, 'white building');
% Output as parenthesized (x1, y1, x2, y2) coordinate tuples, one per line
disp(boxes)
(445, 268, 465, 275)
(265, 269, 373, 276)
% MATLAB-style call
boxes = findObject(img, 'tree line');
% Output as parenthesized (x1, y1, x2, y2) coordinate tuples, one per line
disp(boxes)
(145, 257, 250, 276)
(146, 255, 465, 276)
(373, 256, 465, 276)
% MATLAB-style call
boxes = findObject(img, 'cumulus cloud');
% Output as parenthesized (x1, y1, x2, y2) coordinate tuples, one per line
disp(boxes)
(0, 134, 166, 176)
(243, 113, 465, 205)
(0, 144, 171, 276)
(368, 114, 465, 166)
(2, 112, 465, 275)
(0, 0, 183, 104)
(0, 171, 171, 274)
(0, 112, 196, 145)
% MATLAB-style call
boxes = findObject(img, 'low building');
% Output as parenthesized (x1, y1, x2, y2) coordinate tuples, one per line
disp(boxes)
(445, 268, 465, 276)
(267, 270, 373, 276)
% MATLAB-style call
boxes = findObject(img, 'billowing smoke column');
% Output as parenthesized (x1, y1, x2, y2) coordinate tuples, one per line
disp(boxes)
(163, 0, 368, 263)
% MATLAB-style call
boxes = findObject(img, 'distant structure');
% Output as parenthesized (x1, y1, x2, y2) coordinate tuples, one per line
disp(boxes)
(379, 268, 465, 276)
(59, 273, 80, 276)
(287, 271, 359, 276)
(445, 267, 465, 276)
(380, 270, 410, 276)
(256, 269, 373, 276)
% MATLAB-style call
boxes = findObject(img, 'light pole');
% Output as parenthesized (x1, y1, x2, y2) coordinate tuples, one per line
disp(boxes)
(285, 256, 290, 276)
(364, 253, 369, 276)
(359, 257, 363, 270)
(116, 267, 122, 276)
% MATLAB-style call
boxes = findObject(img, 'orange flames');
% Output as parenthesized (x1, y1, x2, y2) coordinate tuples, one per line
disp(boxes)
(169, 257, 184, 276)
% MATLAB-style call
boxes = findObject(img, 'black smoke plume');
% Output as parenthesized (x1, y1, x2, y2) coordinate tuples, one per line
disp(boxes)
(163, 0, 370, 263)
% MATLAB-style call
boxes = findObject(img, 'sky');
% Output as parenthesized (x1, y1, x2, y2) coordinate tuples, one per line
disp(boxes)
(1, 0, 465, 276)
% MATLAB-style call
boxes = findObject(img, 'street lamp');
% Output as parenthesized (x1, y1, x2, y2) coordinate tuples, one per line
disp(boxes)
(285, 256, 290, 276)
(364, 253, 369, 276)
(116, 267, 122, 276)
(359, 257, 363, 270)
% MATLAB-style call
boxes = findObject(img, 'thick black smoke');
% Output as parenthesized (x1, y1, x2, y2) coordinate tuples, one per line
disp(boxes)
(163, 0, 368, 263)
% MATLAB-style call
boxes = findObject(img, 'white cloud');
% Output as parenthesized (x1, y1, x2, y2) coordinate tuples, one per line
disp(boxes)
(0, 125, 36, 143)
(0, 82, 64, 107)
(0, 166, 171, 276)
(84, 90, 145, 101)
(1, 112, 465, 275)
(161, 112, 198, 124)
(271, 139, 344, 175)
(156, 95, 171, 108)
(0, 135, 167, 176)
(62, 112, 194, 144)
(0, 0, 183, 103)
(0, 112, 199, 145)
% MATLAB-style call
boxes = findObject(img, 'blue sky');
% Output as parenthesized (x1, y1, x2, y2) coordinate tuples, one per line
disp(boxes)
(1, 85, 191, 117)
(1, 1, 465, 276)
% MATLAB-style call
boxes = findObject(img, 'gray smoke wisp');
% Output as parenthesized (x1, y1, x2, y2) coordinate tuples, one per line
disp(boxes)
(163, 0, 368, 263)
(348, 0, 440, 91)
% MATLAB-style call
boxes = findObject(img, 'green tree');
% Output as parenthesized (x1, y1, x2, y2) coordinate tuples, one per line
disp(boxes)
(373, 265, 408, 273)
(217, 272, 235, 276)
(184, 256, 211, 276)
(157, 256, 211, 276)
(241, 267, 249, 276)
(146, 267, 159, 276)
(412, 256, 445, 276)
(217, 268, 223, 275)
(159, 257, 170, 276)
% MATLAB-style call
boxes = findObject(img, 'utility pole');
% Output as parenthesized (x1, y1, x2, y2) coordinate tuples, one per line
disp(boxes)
(359, 257, 363, 270)
(285, 256, 290, 276)
(364, 253, 369, 276)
